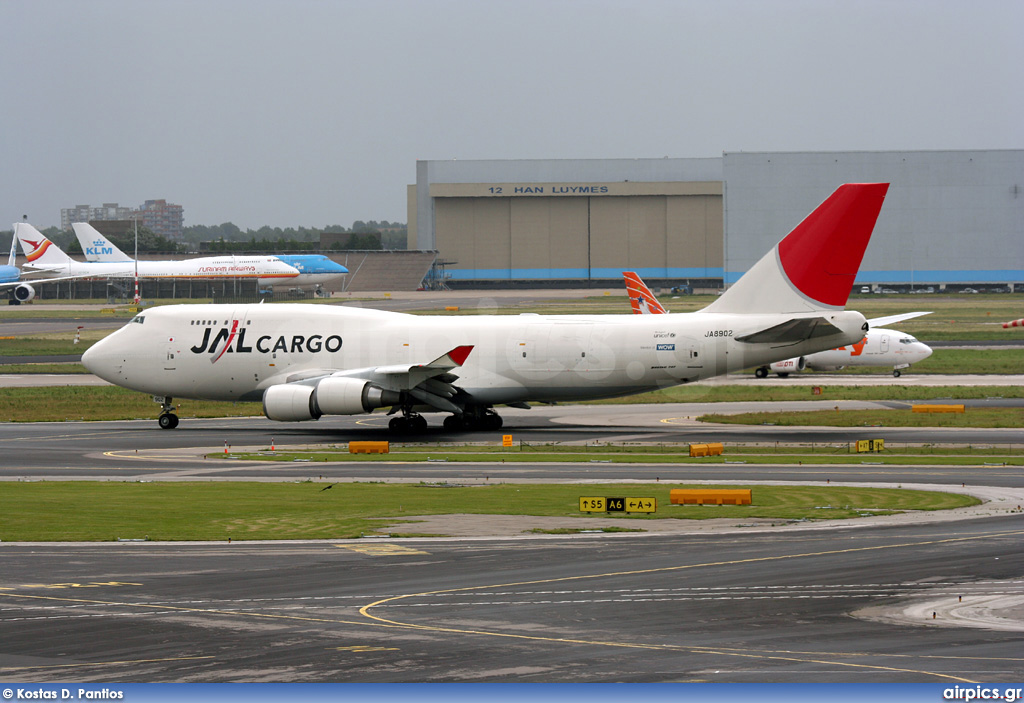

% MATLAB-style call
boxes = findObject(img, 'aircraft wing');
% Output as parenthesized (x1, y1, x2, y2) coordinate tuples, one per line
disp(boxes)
(867, 311, 932, 328)
(735, 317, 849, 346)
(0, 272, 95, 289)
(372, 345, 474, 375)
(275, 345, 474, 414)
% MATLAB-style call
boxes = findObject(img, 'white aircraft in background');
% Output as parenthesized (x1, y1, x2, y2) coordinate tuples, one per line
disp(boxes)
(1, 230, 90, 304)
(0, 235, 30, 303)
(16, 223, 301, 288)
(623, 271, 933, 378)
(72, 222, 348, 292)
(84, 183, 888, 431)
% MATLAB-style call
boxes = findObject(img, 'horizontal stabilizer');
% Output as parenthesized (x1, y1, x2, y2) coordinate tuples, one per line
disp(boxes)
(735, 317, 845, 345)
(867, 311, 931, 328)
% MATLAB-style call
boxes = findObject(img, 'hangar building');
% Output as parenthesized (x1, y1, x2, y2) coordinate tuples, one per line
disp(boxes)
(409, 150, 1023, 289)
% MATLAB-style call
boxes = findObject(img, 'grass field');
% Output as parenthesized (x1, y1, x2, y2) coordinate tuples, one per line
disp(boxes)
(226, 442, 1024, 466)
(0, 386, 261, 422)
(0, 482, 981, 541)
(699, 407, 1024, 429)
(2, 384, 1023, 423)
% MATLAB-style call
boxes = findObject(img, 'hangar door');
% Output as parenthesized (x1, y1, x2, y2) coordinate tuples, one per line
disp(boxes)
(434, 194, 721, 279)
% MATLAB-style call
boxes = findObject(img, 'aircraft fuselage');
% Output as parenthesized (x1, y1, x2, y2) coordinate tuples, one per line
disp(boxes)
(85, 303, 868, 406)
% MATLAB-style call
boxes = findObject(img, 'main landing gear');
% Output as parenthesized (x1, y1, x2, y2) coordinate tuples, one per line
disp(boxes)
(385, 407, 505, 434)
(157, 397, 179, 429)
(442, 408, 503, 432)
(388, 413, 427, 433)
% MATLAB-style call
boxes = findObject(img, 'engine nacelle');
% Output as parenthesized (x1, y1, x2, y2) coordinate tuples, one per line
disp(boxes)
(313, 376, 400, 416)
(769, 357, 806, 375)
(262, 383, 317, 422)
(13, 283, 35, 302)
(262, 377, 402, 422)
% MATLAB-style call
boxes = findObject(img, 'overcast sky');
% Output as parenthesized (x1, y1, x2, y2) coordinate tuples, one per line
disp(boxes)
(2, 0, 1022, 231)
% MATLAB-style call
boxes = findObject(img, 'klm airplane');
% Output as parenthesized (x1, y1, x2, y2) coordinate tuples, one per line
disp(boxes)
(273, 254, 349, 293)
(72, 223, 347, 294)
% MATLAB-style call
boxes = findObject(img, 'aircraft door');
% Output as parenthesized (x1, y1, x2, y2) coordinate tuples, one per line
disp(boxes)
(880, 334, 889, 354)
(678, 336, 703, 380)
(509, 320, 557, 381)
(164, 337, 178, 372)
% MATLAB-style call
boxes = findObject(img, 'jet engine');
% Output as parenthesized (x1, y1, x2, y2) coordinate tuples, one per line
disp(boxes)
(262, 377, 401, 422)
(768, 357, 806, 376)
(12, 282, 35, 304)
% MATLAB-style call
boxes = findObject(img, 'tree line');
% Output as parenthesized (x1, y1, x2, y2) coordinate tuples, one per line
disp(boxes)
(2, 220, 408, 255)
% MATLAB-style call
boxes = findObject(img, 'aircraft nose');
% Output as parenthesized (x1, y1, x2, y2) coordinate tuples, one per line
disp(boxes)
(81, 335, 119, 382)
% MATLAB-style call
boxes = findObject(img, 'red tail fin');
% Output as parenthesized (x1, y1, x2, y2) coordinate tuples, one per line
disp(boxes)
(777, 183, 889, 307)
(703, 183, 888, 315)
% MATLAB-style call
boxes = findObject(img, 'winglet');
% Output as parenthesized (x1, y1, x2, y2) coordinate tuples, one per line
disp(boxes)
(427, 345, 474, 368)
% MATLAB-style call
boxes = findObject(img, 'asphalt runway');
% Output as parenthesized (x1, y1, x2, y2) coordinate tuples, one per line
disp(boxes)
(2, 403, 1024, 483)
(2, 398, 1023, 682)
(2, 520, 1022, 682)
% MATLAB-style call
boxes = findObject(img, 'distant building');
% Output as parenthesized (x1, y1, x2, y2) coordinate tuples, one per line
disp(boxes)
(137, 199, 184, 240)
(60, 199, 185, 240)
(410, 150, 1024, 288)
(61, 203, 134, 231)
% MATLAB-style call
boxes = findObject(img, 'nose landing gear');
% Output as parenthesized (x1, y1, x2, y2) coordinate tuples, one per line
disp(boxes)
(156, 396, 179, 429)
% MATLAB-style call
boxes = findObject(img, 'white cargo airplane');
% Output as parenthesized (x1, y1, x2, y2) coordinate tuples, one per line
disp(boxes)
(83, 183, 889, 431)
(16, 223, 301, 288)
(622, 270, 933, 378)
(71, 222, 348, 292)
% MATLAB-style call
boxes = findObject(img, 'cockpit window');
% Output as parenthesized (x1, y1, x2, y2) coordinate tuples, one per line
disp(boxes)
(900, 337, 916, 344)
(130, 315, 145, 324)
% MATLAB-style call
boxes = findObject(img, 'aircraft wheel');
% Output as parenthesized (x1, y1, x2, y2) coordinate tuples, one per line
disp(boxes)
(411, 415, 428, 433)
(388, 416, 409, 433)
(158, 413, 179, 429)
(754, 367, 768, 379)
(776, 372, 789, 378)
(893, 369, 902, 378)
(443, 415, 464, 432)
(482, 412, 503, 430)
